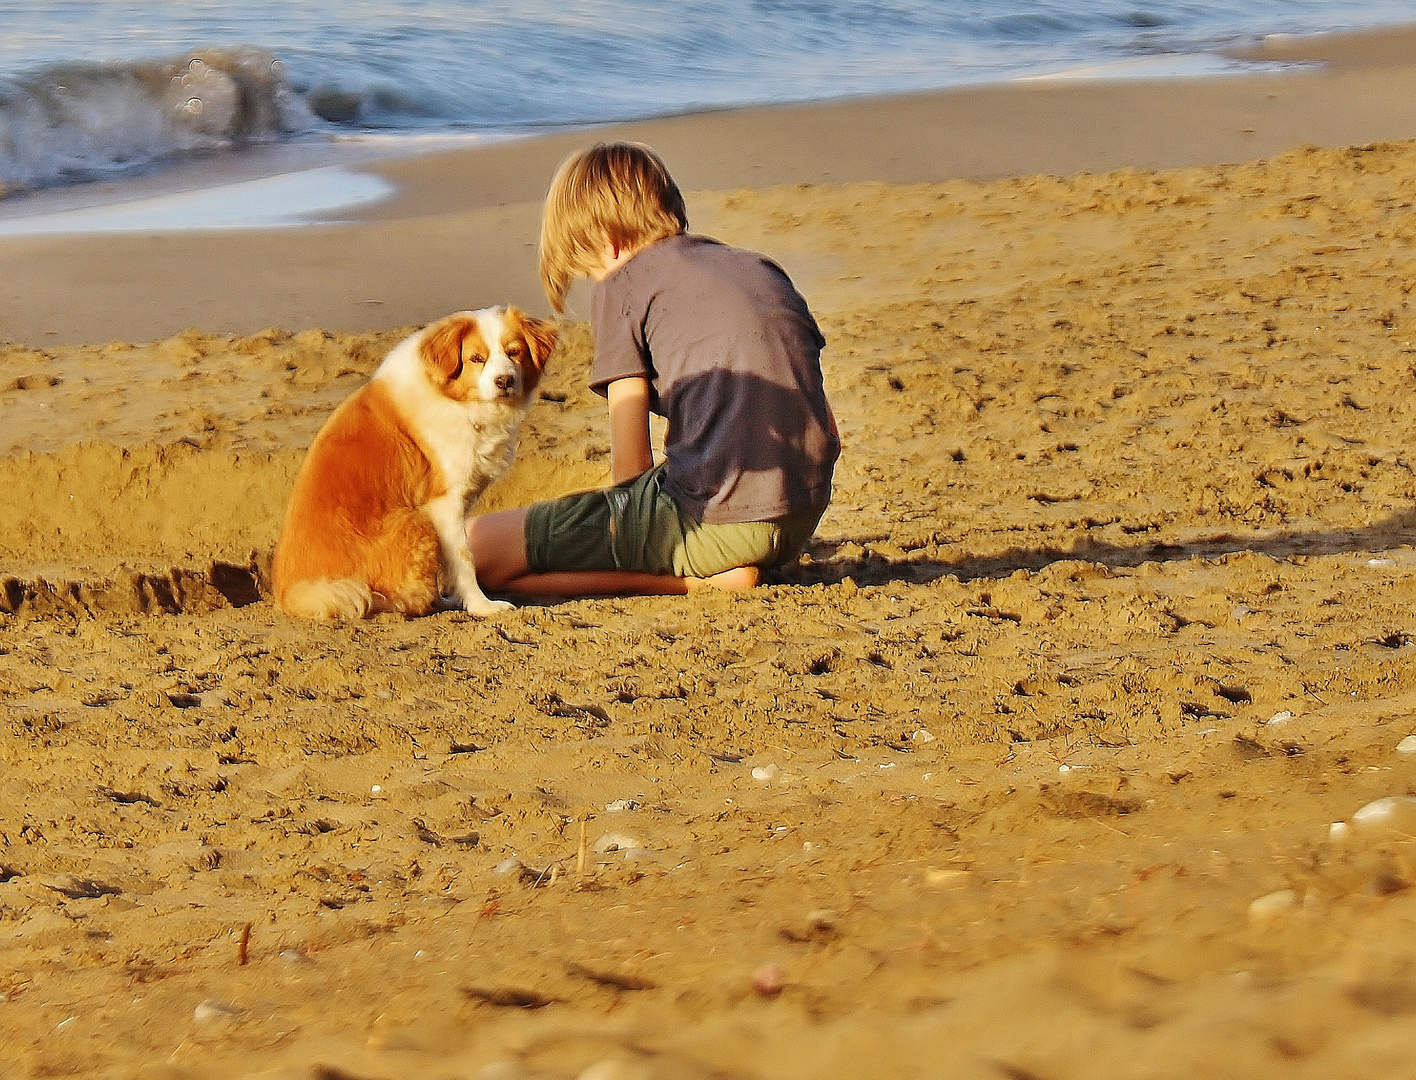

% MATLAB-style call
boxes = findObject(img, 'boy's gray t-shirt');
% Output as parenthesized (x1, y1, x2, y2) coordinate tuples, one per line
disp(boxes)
(589, 233, 839, 525)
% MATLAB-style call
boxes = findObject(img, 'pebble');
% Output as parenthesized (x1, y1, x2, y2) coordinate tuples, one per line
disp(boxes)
(805, 909, 838, 933)
(1352, 796, 1416, 835)
(192, 999, 242, 1024)
(493, 858, 522, 877)
(924, 868, 971, 889)
(751, 962, 786, 998)
(751, 764, 779, 782)
(592, 832, 643, 855)
(1368, 558, 1396, 567)
(370, 785, 382, 794)
(1247, 889, 1300, 929)
(1330, 821, 1352, 843)
(911, 729, 936, 743)
(604, 799, 639, 813)
(1397, 735, 1416, 756)
(1265, 711, 1294, 727)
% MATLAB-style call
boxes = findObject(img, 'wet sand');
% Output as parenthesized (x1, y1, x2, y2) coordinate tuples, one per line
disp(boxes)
(3, 26, 1416, 1080)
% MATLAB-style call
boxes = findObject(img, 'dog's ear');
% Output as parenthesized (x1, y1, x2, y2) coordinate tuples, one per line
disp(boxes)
(421, 314, 482, 380)
(514, 311, 559, 372)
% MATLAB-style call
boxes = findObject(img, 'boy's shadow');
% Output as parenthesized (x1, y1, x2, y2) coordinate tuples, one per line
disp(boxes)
(771, 511, 1416, 589)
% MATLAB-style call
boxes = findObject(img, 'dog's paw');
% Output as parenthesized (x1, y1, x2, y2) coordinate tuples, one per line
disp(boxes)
(459, 595, 515, 616)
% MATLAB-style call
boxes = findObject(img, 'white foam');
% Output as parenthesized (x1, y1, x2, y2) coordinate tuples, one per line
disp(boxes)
(1019, 54, 1298, 83)
(0, 166, 392, 235)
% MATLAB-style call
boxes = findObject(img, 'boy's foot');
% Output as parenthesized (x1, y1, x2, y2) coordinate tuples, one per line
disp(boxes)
(685, 566, 760, 593)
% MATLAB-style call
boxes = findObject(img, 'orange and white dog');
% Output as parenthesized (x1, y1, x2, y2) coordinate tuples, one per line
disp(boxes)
(273, 307, 556, 619)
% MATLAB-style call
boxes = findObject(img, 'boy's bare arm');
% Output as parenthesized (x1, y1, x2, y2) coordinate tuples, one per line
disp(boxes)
(607, 376, 654, 483)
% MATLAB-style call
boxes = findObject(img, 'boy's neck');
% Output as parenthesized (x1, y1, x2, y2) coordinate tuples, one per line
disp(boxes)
(589, 231, 684, 282)
(589, 239, 639, 283)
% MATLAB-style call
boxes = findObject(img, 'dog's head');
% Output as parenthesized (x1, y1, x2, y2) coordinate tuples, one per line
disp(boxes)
(419, 307, 558, 405)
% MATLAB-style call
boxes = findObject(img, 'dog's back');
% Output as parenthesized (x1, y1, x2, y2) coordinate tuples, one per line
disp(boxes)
(273, 379, 444, 619)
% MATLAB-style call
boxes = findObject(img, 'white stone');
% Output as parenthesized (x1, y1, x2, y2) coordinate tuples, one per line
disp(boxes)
(1266, 711, 1294, 726)
(1397, 735, 1416, 755)
(1329, 821, 1352, 843)
(1368, 558, 1396, 567)
(592, 832, 643, 855)
(1351, 796, 1416, 835)
(1248, 889, 1299, 928)
(492, 858, 522, 876)
(925, 868, 971, 889)
(193, 999, 241, 1023)
(751, 764, 780, 782)
(911, 729, 936, 743)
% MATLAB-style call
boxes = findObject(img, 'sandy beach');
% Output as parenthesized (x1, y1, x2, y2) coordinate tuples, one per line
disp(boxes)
(4, 25, 1416, 1079)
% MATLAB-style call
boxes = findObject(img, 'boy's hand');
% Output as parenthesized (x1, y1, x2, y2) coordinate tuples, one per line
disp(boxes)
(607, 376, 653, 483)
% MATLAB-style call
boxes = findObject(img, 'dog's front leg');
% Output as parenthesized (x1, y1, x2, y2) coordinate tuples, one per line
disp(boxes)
(423, 493, 512, 616)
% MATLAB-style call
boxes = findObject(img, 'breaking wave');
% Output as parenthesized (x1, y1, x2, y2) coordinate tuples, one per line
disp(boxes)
(0, 47, 319, 194)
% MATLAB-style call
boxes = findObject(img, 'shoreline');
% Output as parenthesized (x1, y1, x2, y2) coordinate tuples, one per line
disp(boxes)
(2, 22, 1415, 346)
(0, 22, 1396, 232)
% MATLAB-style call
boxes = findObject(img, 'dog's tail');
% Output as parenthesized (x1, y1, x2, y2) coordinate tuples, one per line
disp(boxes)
(279, 579, 376, 620)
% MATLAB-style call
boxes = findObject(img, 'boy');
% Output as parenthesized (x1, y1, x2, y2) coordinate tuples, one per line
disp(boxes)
(468, 141, 839, 597)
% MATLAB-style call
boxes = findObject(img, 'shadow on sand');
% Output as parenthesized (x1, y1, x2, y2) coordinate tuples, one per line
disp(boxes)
(770, 509, 1416, 589)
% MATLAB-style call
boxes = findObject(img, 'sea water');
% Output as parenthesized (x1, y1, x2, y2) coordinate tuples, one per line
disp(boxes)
(1, 0, 1412, 198)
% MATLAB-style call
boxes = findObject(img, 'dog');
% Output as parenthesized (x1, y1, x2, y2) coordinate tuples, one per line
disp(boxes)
(273, 307, 557, 619)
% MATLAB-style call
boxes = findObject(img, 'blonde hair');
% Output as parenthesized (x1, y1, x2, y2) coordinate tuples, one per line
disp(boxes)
(538, 141, 688, 312)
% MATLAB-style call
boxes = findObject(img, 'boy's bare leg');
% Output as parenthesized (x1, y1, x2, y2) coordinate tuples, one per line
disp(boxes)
(495, 564, 757, 597)
(686, 566, 759, 592)
(468, 507, 759, 599)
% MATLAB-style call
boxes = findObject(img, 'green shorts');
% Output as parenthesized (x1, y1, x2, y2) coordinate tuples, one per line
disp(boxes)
(525, 462, 828, 578)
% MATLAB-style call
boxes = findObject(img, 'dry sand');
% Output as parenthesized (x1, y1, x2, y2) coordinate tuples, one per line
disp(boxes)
(4, 28, 1416, 1080)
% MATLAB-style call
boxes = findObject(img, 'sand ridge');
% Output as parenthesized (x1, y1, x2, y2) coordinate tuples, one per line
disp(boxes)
(3, 137, 1416, 1075)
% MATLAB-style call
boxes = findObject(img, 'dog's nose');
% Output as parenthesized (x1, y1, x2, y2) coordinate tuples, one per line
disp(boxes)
(494, 373, 516, 392)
